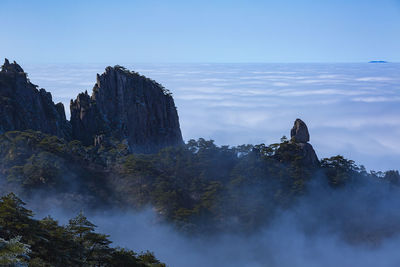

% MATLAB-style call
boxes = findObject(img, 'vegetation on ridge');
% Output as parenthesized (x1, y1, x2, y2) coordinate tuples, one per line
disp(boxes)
(1, 130, 399, 235)
(0, 192, 166, 267)
(1, 129, 400, 266)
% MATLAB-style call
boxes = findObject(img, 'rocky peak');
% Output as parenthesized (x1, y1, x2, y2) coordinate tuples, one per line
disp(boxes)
(0, 59, 183, 153)
(70, 65, 183, 153)
(0, 59, 71, 139)
(1, 58, 24, 73)
(71, 91, 91, 114)
(70, 91, 105, 146)
(290, 118, 310, 143)
(289, 119, 319, 166)
(275, 119, 319, 167)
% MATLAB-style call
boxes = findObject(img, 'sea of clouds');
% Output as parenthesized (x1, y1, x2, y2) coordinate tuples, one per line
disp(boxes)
(23, 63, 400, 171)
(22, 62, 400, 267)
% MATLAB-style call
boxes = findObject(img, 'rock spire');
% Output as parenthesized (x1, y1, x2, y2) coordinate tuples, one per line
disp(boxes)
(290, 118, 319, 166)
(290, 118, 310, 143)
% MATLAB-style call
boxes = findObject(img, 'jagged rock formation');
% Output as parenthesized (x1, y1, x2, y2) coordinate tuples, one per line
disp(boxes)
(0, 59, 71, 139)
(290, 118, 319, 166)
(70, 66, 183, 153)
(70, 91, 106, 146)
(0, 59, 183, 154)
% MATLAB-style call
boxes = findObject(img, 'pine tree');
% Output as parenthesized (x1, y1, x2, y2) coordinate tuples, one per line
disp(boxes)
(0, 236, 30, 266)
(0, 193, 34, 241)
(68, 211, 112, 266)
(38, 216, 80, 266)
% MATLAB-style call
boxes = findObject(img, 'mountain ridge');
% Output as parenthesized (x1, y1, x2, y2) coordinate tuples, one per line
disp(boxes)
(0, 59, 71, 139)
(0, 59, 183, 153)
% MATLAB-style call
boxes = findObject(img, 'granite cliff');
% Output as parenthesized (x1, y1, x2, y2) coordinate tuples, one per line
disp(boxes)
(70, 66, 183, 153)
(0, 59, 71, 139)
(0, 59, 183, 153)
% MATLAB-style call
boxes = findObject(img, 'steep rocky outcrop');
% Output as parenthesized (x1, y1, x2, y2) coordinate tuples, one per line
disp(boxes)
(70, 66, 183, 153)
(290, 118, 319, 166)
(0, 59, 183, 153)
(274, 118, 319, 166)
(0, 59, 71, 139)
(290, 118, 310, 143)
(70, 91, 106, 146)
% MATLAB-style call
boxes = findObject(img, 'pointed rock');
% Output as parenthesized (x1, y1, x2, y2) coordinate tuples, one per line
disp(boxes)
(290, 119, 318, 166)
(290, 118, 310, 143)
(1, 58, 24, 73)
(275, 119, 319, 167)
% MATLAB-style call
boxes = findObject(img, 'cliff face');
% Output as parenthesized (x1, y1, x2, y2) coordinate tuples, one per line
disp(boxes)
(0, 59, 71, 139)
(70, 91, 106, 146)
(70, 66, 183, 153)
(0, 59, 183, 153)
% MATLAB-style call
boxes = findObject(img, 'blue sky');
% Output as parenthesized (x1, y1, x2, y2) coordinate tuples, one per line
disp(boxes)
(1, 0, 399, 63)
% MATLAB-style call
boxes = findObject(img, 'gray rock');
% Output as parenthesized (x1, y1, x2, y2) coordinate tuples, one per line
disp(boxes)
(290, 118, 310, 143)
(0, 59, 184, 153)
(297, 142, 319, 166)
(1, 58, 24, 73)
(70, 91, 106, 146)
(70, 65, 183, 153)
(0, 59, 71, 139)
(289, 118, 319, 166)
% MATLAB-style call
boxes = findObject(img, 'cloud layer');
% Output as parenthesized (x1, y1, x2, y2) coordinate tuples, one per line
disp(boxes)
(23, 63, 400, 171)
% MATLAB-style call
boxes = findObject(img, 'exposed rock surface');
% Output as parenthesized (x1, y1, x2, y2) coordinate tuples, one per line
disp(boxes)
(70, 91, 106, 146)
(290, 118, 319, 166)
(290, 118, 310, 143)
(0, 59, 71, 139)
(0, 59, 183, 154)
(296, 142, 319, 166)
(70, 66, 183, 153)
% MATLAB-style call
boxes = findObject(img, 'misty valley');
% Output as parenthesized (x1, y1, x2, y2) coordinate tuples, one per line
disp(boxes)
(1, 60, 400, 267)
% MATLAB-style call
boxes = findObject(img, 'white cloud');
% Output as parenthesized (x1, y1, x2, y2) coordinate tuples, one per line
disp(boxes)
(352, 97, 400, 103)
(23, 63, 400, 170)
(356, 77, 393, 82)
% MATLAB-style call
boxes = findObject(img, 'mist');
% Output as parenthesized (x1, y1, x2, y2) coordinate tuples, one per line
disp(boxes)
(26, 172, 400, 267)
